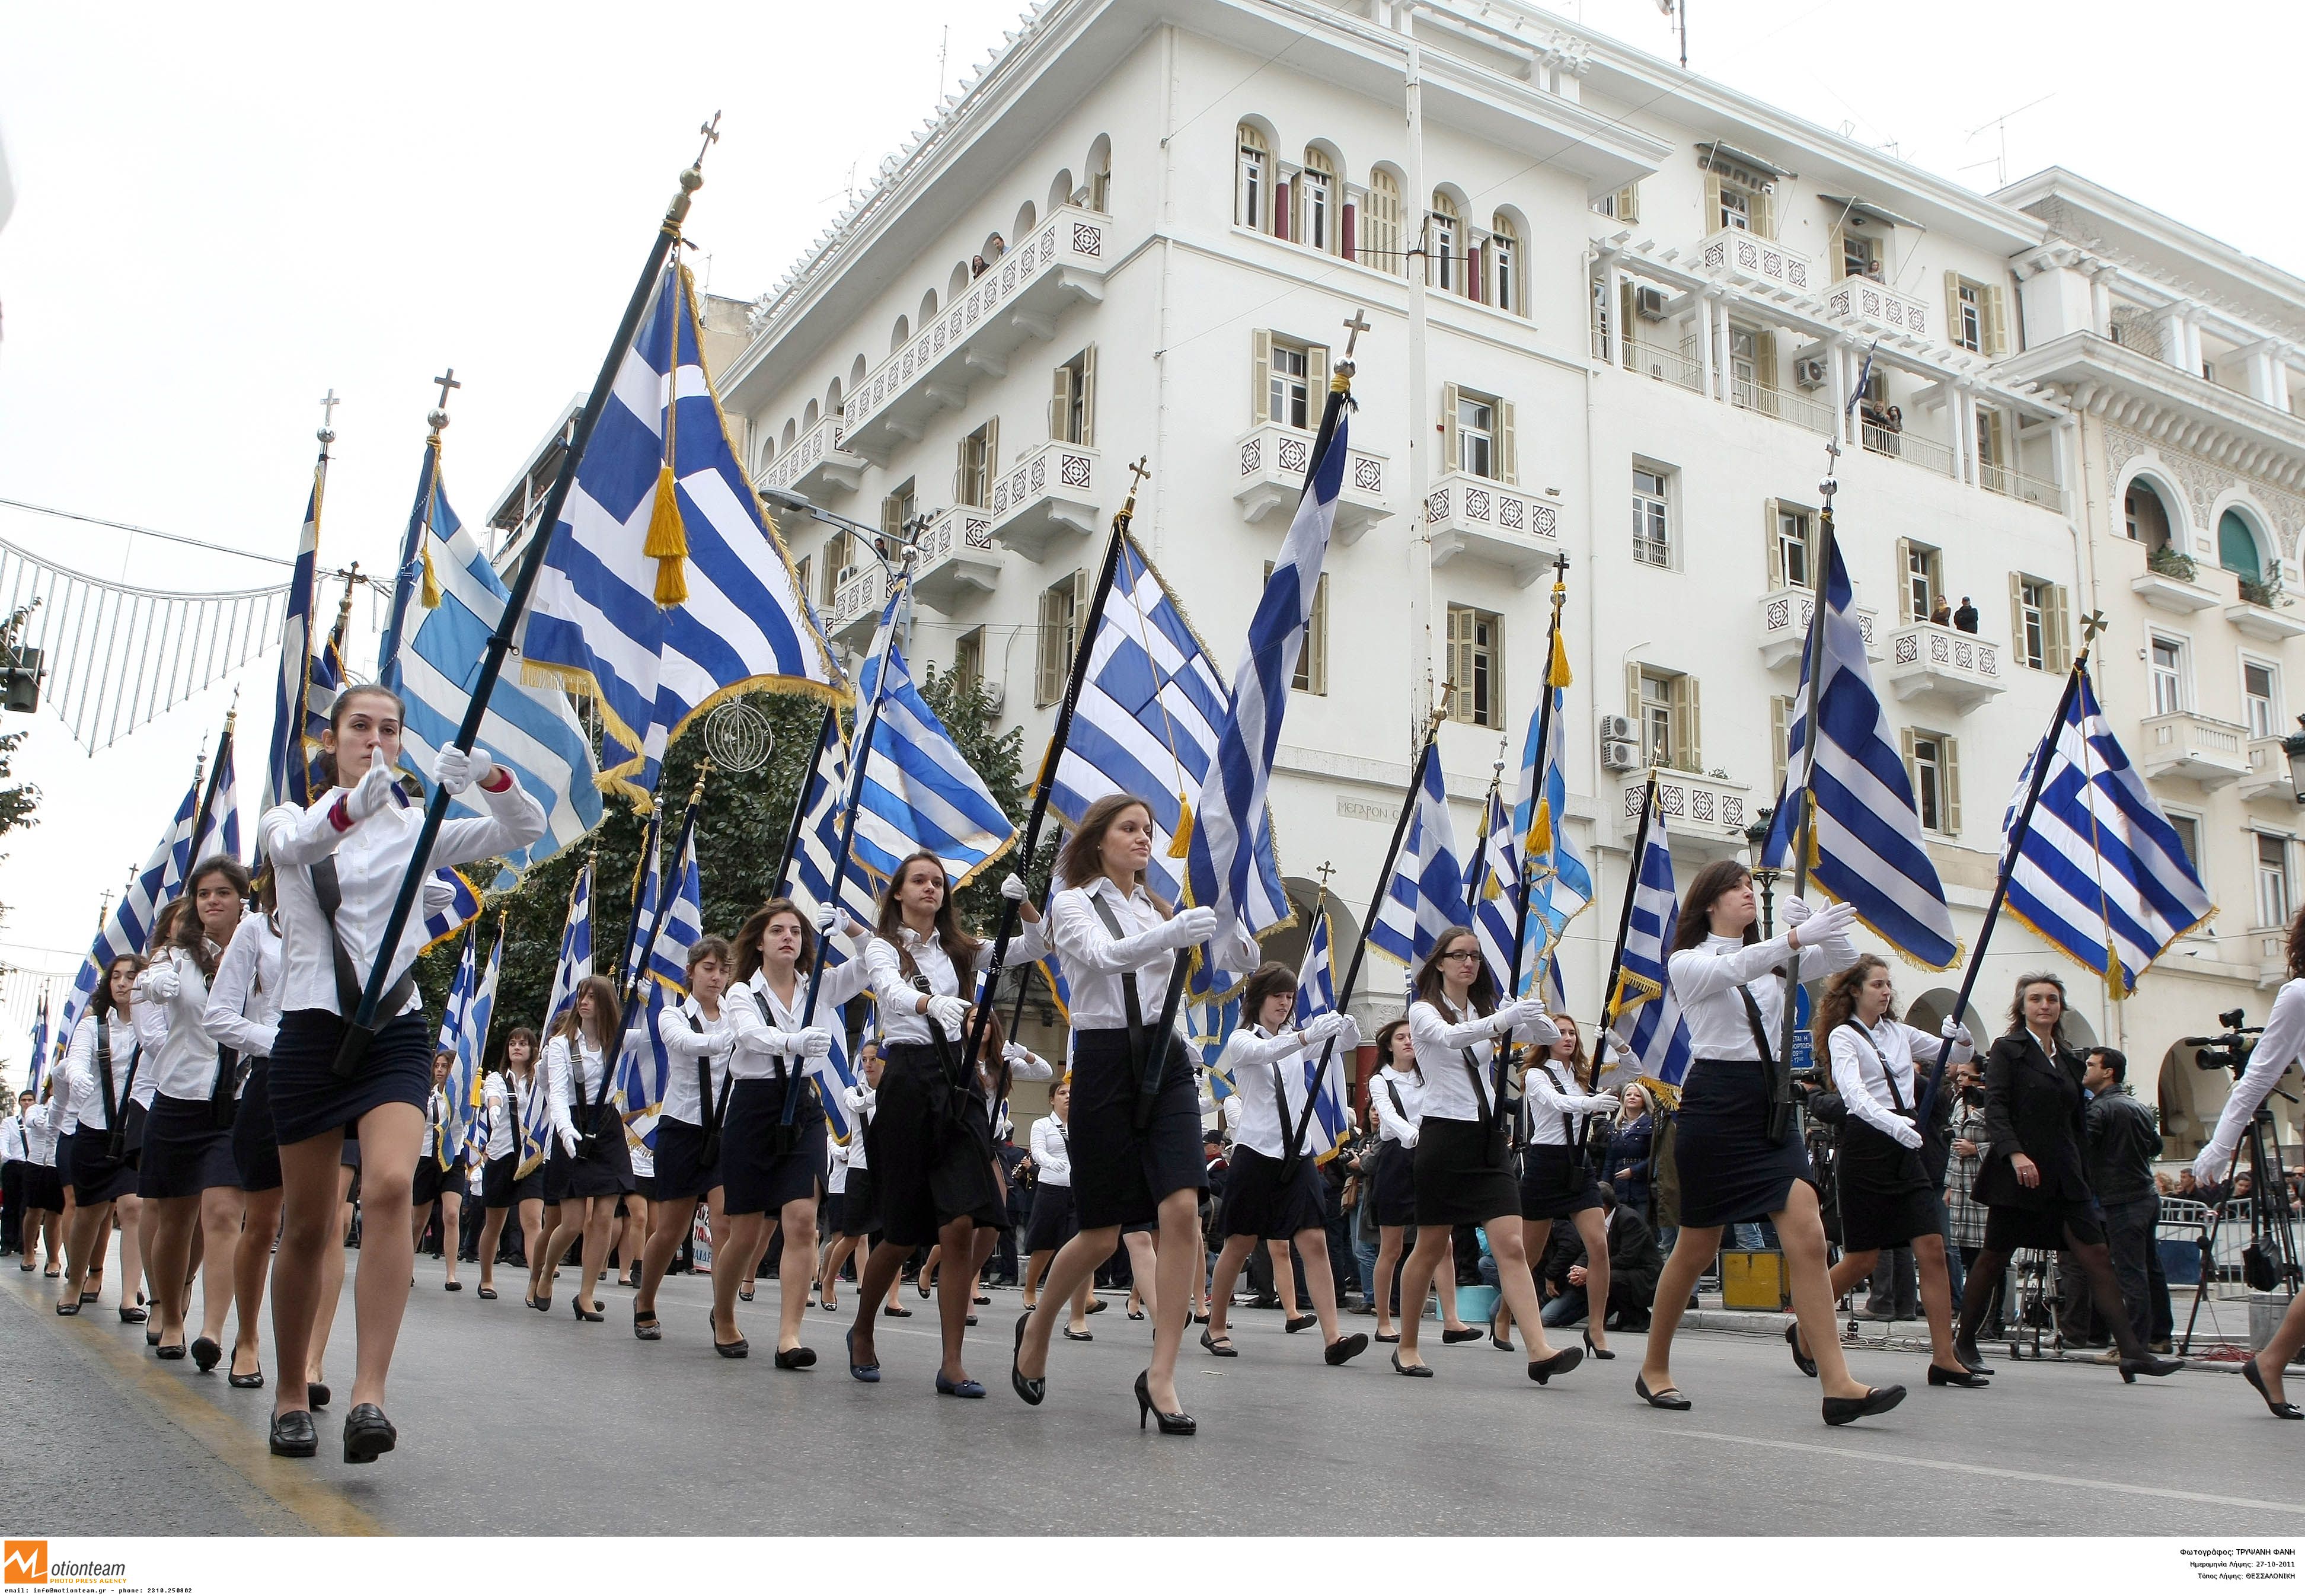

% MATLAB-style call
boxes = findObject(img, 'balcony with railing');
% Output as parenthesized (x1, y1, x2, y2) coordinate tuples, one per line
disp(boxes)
(1616, 767, 1752, 858)
(1978, 458, 2065, 513)
(841, 205, 1110, 463)
(1696, 229, 1815, 296)
(2242, 736, 2297, 803)
(1755, 587, 1880, 671)
(911, 506, 1000, 613)
(1824, 276, 1930, 341)
(989, 440, 1100, 561)
(1730, 378, 1835, 436)
(1424, 473, 1559, 586)
(1860, 419, 1956, 479)
(762, 414, 866, 500)
(1617, 334, 1703, 394)
(2130, 550, 2221, 614)
(2226, 590, 2305, 643)
(828, 563, 893, 650)
(2138, 710, 2250, 789)
(1233, 423, 1391, 542)
(1881, 623, 2005, 710)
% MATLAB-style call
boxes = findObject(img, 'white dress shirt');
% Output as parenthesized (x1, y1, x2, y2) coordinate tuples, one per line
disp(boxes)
(2201, 979, 2305, 1177)
(139, 944, 230, 1101)
(1214, 1024, 1316, 1160)
(203, 918, 283, 1080)
(1828, 1017, 1971, 1150)
(1514, 1059, 1616, 1148)
(1407, 997, 1559, 1124)
(1371, 1066, 1425, 1147)
(844, 1084, 877, 1170)
(1, 1115, 26, 1164)
(862, 915, 1045, 1046)
(660, 995, 743, 1124)
(1030, 1112, 1071, 1187)
(826, 1136, 850, 1193)
(258, 774, 545, 1018)
(51, 1007, 150, 1134)
(482, 1072, 515, 1160)
(1666, 929, 1858, 1072)
(734, 960, 867, 1084)
(1044, 877, 1254, 1039)
(22, 1102, 59, 1165)
(545, 1029, 643, 1144)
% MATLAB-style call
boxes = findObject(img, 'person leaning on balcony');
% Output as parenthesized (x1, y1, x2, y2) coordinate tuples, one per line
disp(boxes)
(1953, 597, 1979, 633)
(1930, 596, 1952, 628)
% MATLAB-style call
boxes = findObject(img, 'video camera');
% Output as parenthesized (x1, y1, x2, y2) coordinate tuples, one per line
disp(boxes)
(2185, 1008, 2264, 1075)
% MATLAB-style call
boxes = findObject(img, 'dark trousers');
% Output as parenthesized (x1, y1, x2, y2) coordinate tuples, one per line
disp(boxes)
(2147, 1214, 2172, 1344)
(1866, 1247, 1917, 1316)
(458, 1190, 485, 1260)
(2102, 1193, 2159, 1348)
(1322, 1180, 1354, 1301)
(1, 1160, 22, 1255)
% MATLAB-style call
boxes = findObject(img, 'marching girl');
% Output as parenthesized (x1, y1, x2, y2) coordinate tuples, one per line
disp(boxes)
(819, 1048, 900, 1319)
(1013, 796, 1251, 1432)
(1633, 863, 1904, 1426)
(1200, 962, 1365, 1368)
(1809, 956, 1984, 1389)
(20, 1081, 63, 1281)
(205, 875, 282, 1387)
(930, 1014, 1051, 1316)
(1388, 928, 1576, 1384)
(1021, 1075, 1091, 1340)
(474, 1027, 545, 1300)
(636, 937, 739, 1339)
(847, 857, 1045, 1393)
(536, 976, 639, 1323)
(1364, 1018, 1476, 1344)
(410, 1053, 462, 1292)
(1494, 1014, 1621, 1360)
(50, 955, 153, 1322)
(258, 684, 544, 1462)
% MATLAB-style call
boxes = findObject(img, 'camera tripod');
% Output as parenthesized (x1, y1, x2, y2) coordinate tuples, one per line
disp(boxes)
(2180, 1103, 2303, 1355)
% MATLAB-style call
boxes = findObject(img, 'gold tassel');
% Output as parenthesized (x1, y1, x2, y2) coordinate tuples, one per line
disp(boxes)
(1166, 794, 1195, 858)
(420, 544, 441, 609)
(643, 464, 688, 607)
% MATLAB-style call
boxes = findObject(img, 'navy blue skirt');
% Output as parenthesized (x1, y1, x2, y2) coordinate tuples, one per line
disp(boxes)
(721, 1077, 825, 1217)
(1673, 1059, 1816, 1228)
(268, 1009, 432, 1147)
(1222, 1145, 1326, 1240)
(69, 1125, 137, 1206)
(411, 1151, 456, 1208)
(863, 1045, 1003, 1247)
(548, 1115, 636, 1201)
(838, 1167, 877, 1237)
(138, 1093, 239, 1199)
(1023, 1179, 1077, 1254)
(651, 1115, 723, 1204)
(482, 1151, 542, 1208)
(232, 1062, 282, 1193)
(1370, 1139, 1418, 1227)
(55, 1132, 76, 1190)
(1067, 1028, 1207, 1231)
(24, 1163, 64, 1211)
(1517, 1144, 1604, 1222)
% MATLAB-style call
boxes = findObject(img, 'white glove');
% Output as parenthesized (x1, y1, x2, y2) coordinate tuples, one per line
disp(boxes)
(1335, 1015, 1362, 1054)
(794, 1027, 834, 1059)
(1164, 906, 1219, 949)
(143, 965, 182, 1003)
(2194, 1144, 2235, 1186)
(814, 903, 837, 934)
(422, 877, 458, 917)
(924, 994, 969, 1032)
(1783, 896, 1814, 927)
(1792, 901, 1857, 946)
(1000, 873, 1028, 903)
(1893, 1121, 1924, 1151)
(1940, 1016, 1973, 1048)
(557, 1125, 580, 1157)
(1002, 1042, 1032, 1067)
(1302, 1011, 1348, 1049)
(1494, 997, 1547, 1035)
(344, 761, 400, 823)
(431, 746, 497, 796)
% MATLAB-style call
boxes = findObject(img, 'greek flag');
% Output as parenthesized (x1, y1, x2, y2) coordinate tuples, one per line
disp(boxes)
(1516, 629, 1592, 989)
(25, 992, 49, 1101)
(620, 803, 705, 1139)
(197, 725, 242, 866)
(544, 858, 593, 1036)
(785, 708, 879, 926)
(436, 927, 496, 1169)
(381, 438, 601, 879)
(2001, 669, 2215, 997)
(1468, 786, 1519, 994)
(1370, 751, 1467, 971)
(263, 458, 325, 815)
(1193, 994, 1243, 1096)
(516, 1059, 553, 1180)
(1608, 798, 1694, 1089)
(850, 598, 1016, 890)
(420, 870, 483, 954)
(60, 774, 200, 1051)
(521, 264, 840, 805)
(1184, 401, 1349, 973)
(619, 809, 663, 991)
(1763, 538, 1958, 969)
(1289, 905, 1353, 1161)
(1049, 532, 1287, 930)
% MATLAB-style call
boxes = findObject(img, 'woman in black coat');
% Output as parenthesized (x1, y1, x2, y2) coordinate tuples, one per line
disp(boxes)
(1950, 973, 2180, 1381)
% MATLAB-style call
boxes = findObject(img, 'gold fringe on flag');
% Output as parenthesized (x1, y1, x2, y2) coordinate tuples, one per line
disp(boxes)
(1166, 792, 1195, 858)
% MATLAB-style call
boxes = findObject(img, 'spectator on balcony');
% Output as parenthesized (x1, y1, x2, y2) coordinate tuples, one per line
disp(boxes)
(1929, 595, 1952, 628)
(1953, 596, 1979, 634)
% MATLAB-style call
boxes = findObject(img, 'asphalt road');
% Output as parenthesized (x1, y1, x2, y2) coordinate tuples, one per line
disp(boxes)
(4, 1255, 2303, 1537)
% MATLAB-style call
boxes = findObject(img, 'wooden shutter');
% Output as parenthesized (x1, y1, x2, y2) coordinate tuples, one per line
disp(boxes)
(1080, 346, 1097, 447)
(985, 416, 999, 484)
(1899, 725, 1917, 800)
(1499, 400, 1518, 485)
(1468, 242, 1486, 305)
(1752, 183, 1774, 240)
(1618, 280, 1636, 366)
(1771, 695, 1791, 790)
(1624, 662, 1644, 734)
(1306, 343, 1330, 408)
(880, 494, 902, 540)
(1895, 538, 1915, 622)
(1765, 499, 1784, 588)
(1049, 362, 1072, 441)
(1945, 272, 1967, 350)
(1303, 574, 1328, 694)
(2008, 573, 2028, 663)
(1445, 606, 1468, 722)
(1250, 330, 1272, 426)
(1036, 581, 1065, 706)
(1672, 674, 1701, 771)
(1942, 734, 1962, 835)
(1985, 287, 2010, 358)
(2045, 583, 2072, 673)
(1828, 222, 1846, 281)
(1616, 183, 1640, 225)
(1703, 170, 1722, 232)
(1442, 382, 1461, 476)
(1756, 330, 1779, 393)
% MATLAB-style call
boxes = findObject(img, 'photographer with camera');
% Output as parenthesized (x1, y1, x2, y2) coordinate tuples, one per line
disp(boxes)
(2193, 923, 2305, 1420)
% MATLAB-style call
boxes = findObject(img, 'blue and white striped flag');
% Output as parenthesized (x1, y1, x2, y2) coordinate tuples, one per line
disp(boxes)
(544, 858, 593, 1036)
(1763, 538, 1958, 969)
(263, 457, 325, 816)
(2001, 669, 2215, 997)
(850, 597, 1016, 891)
(1193, 994, 1243, 1097)
(1517, 652, 1593, 991)
(420, 870, 483, 954)
(1369, 750, 1468, 972)
(521, 264, 841, 804)
(1468, 785, 1519, 994)
(1184, 401, 1350, 976)
(434, 929, 479, 1168)
(1609, 792, 1694, 1089)
(785, 708, 880, 927)
(516, 1055, 554, 1180)
(620, 809, 663, 991)
(1049, 532, 1288, 933)
(195, 724, 241, 867)
(1289, 905, 1354, 1161)
(620, 802, 705, 1141)
(449, 925, 502, 1164)
(381, 438, 602, 880)
(25, 992, 49, 1102)
(62, 777, 201, 1052)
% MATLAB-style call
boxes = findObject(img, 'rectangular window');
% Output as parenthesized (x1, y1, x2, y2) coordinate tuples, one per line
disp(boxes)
(1592, 183, 1639, 223)
(1237, 141, 1266, 232)
(1628, 665, 1701, 772)
(1051, 349, 1096, 445)
(1446, 604, 1504, 729)
(953, 627, 984, 694)
(957, 421, 998, 507)
(1301, 169, 1331, 253)
(823, 527, 857, 607)
(1900, 540, 1943, 623)
(2258, 834, 2292, 930)
(1957, 280, 1984, 353)
(1266, 563, 1329, 694)
(1718, 181, 1752, 233)
(2016, 578, 2048, 671)
(1429, 211, 1458, 292)
(1771, 695, 1794, 792)
(1776, 503, 1812, 590)
(1036, 572, 1086, 707)
(1492, 235, 1516, 316)
(1270, 340, 1310, 429)
(2150, 635, 2186, 716)
(1633, 466, 1672, 568)
(1946, 273, 2008, 357)
(1905, 730, 1961, 837)
(2246, 660, 2280, 739)
(1841, 229, 1879, 282)
(2168, 812, 2203, 875)
(1458, 394, 1495, 479)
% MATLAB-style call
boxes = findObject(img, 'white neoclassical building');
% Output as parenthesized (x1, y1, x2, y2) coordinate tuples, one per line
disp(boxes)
(493, 1, 2305, 1147)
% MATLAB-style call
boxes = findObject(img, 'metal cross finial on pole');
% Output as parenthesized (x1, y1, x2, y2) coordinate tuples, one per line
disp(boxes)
(694, 112, 722, 168)
(2080, 609, 2110, 646)
(429, 369, 461, 434)
(1126, 454, 1151, 497)
(1315, 860, 1336, 892)
(318, 389, 341, 445)
(1340, 308, 1372, 372)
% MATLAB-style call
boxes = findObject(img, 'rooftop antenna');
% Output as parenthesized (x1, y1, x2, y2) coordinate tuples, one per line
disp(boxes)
(938, 24, 950, 100)
(1962, 92, 2054, 190)
(1655, 0, 1686, 70)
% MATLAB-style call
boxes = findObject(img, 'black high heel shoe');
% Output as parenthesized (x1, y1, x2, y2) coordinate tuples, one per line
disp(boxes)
(1134, 1370, 1195, 1435)
(2119, 1353, 2183, 1383)
(1822, 1384, 1907, 1426)
(1785, 1322, 1817, 1378)
(191, 1337, 221, 1374)
(2243, 1356, 2304, 1419)
(1528, 1345, 1584, 1384)
(118, 1304, 146, 1323)
(1011, 1314, 1045, 1406)
(572, 1298, 603, 1323)
(1927, 1362, 1990, 1388)
(228, 1365, 265, 1390)
(1582, 1328, 1616, 1362)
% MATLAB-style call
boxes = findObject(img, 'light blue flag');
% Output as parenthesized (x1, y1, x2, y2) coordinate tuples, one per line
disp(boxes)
(521, 264, 841, 805)
(382, 437, 602, 880)
(1609, 793, 1695, 1089)
(1517, 679, 1594, 991)
(1288, 905, 1354, 1161)
(2001, 668, 2215, 997)
(1369, 751, 1468, 972)
(60, 773, 199, 1052)
(448, 925, 502, 1164)
(1764, 538, 1957, 968)
(620, 809, 663, 992)
(433, 929, 479, 1169)
(544, 858, 593, 1036)
(263, 455, 325, 816)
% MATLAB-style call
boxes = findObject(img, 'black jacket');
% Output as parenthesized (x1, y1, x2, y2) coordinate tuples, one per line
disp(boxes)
(2085, 1089, 2162, 1204)
(1544, 1208, 1664, 1305)
(1972, 1032, 2093, 1211)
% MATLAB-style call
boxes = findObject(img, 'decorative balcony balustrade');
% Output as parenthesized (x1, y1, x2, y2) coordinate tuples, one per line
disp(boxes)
(1422, 471, 1560, 587)
(1696, 228, 1815, 295)
(2137, 710, 2250, 789)
(1616, 767, 1752, 858)
(828, 563, 893, 650)
(1881, 623, 2005, 710)
(1824, 276, 1929, 341)
(1233, 423, 1391, 542)
(2240, 736, 2297, 803)
(911, 506, 1000, 613)
(761, 414, 866, 500)
(1755, 587, 1880, 671)
(989, 440, 1099, 561)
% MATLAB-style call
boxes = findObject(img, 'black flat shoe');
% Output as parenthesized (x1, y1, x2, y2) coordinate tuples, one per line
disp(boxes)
(1390, 1351, 1432, 1378)
(773, 1346, 817, 1370)
(572, 1298, 604, 1323)
(1127, 1308, 1145, 1321)
(2121, 1354, 2183, 1383)
(633, 1310, 661, 1342)
(1199, 1329, 1236, 1358)
(738, 1287, 755, 1303)
(229, 1367, 265, 1390)
(1786, 1322, 1818, 1378)
(1634, 1373, 1691, 1409)
(1822, 1384, 1907, 1426)
(1582, 1329, 1616, 1361)
(118, 1305, 146, 1323)
(1324, 1332, 1368, 1367)
(1011, 1314, 1045, 1406)
(1441, 1326, 1483, 1345)
(917, 1275, 931, 1300)
(2243, 1356, 2305, 1419)
(268, 1410, 317, 1458)
(1062, 1327, 1094, 1342)
(155, 1340, 187, 1361)
(711, 1311, 748, 1359)
(1953, 1337, 1991, 1374)
(526, 1293, 551, 1313)
(476, 1286, 497, 1300)
(1927, 1362, 1990, 1388)
(1284, 1313, 1317, 1334)
(1134, 1370, 1193, 1434)
(54, 1300, 78, 1316)
(191, 1337, 221, 1374)
(443, 1281, 462, 1292)
(974, 1294, 991, 1305)
(882, 1304, 911, 1318)
(342, 1403, 396, 1464)
(1192, 1310, 1210, 1324)
(307, 1383, 331, 1410)
(1374, 1330, 1400, 1343)
(78, 1288, 98, 1305)
(1529, 1345, 1584, 1384)
(935, 1371, 986, 1398)
(1087, 1297, 1107, 1315)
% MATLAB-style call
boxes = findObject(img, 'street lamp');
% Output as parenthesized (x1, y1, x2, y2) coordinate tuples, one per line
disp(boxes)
(2284, 713, 2305, 805)
(1744, 807, 1783, 938)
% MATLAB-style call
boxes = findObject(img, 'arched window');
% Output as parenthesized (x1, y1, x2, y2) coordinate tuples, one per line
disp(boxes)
(948, 260, 972, 302)
(1086, 135, 1112, 214)
(890, 315, 909, 353)
(2124, 478, 2175, 554)
(1235, 122, 1270, 232)
(1298, 145, 1338, 254)
(1428, 190, 1462, 293)
(1364, 166, 1402, 276)
(781, 418, 797, 451)
(1047, 167, 1075, 213)
(848, 354, 867, 395)
(2221, 509, 2266, 583)
(826, 379, 842, 418)
(920, 287, 940, 325)
(1013, 200, 1037, 241)
(804, 398, 820, 429)
(1490, 211, 1522, 315)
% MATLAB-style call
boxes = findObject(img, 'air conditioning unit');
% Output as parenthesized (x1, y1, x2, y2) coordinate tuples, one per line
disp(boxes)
(1597, 713, 1637, 743)
(1601, 739, 1642, 773)
(1634, 285, 1669, 321)
(1793, 356, 1829, 391)
(981, 681, 1005, 714)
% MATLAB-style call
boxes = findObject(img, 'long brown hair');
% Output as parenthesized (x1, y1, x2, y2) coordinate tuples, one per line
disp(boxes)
(2287, 904, 2305, 981)
(499, 1026, 539, 1078)
(177, 856, 251, 981)
(1412, 926, 1497, 1017)
(94, 953, 145, 1023)
(735, 899, 816, 985)
(1813, 955, 1894, 1051)
(1374, 1016, 1417, 1079)
(1240, 961, 1297, 1029)
(1057, 795, 1173, 914)
(1539, 1013, 1592, 1090)
(318, 683, 410, 791)
(1672, 860, 1759, 953)
(2006, 971, 2070, 1048)
(874, 850, 981, 973)
(553, 974, 621, 1049)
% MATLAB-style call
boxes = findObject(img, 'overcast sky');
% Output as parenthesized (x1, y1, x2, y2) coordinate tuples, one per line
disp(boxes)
(0, 0, 2294, 1068)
